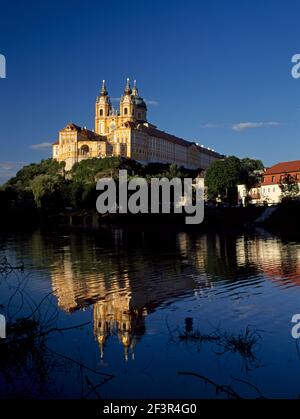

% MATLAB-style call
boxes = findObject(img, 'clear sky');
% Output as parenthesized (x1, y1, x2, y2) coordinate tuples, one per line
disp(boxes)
(1, 0, 300, 183)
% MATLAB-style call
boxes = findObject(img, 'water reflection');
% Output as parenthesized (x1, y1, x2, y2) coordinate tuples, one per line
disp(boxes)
(49, 230, 200, 361)
(41, 227, 300, 361)
(235, 232, 300, 285)
(1, 227, 300, 398)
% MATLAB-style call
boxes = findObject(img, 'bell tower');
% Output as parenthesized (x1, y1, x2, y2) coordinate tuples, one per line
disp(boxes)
(131, 80, 147, 122)
(95, 80, 111, 134)
(120, 78, 135, 121)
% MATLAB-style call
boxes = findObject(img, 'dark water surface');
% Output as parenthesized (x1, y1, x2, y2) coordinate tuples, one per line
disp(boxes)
(1, 226, 300, 399)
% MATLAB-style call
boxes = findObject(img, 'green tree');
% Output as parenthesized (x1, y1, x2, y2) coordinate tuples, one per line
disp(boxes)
(71, 157, 122, 183)
(31, 175, 62, 209)
(144, 162, 170, 176)
(205, 156, 242, 204)
(6, 159, 65, 189)
(239, 158, 264, 189)
(164, 163, 184, 179)
(280, 174, 300, 202)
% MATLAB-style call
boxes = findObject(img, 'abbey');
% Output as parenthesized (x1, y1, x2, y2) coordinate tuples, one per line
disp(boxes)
(52, 79, 222, 171)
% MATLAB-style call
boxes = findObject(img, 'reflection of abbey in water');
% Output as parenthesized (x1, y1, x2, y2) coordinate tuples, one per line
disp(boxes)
(51, 263, 149, 360)
(49, 234, 200, 361)
(48, 230, 300, 360)
(93, 294, 146, 361)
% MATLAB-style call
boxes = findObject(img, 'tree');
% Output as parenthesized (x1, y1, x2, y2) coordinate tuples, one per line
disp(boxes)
(71, 157, 123, 183)
(205, 156, 242, 204)
(279, 174, 300, 202)
(31, 175, 62, 209)
(6, 159, 65, 189)
(239, 158, 264, 190)
(165, 163, 184, 179)
(68, 181, 85, 208)
(143, 162, 169, 176)
(206, 156, 265, 205)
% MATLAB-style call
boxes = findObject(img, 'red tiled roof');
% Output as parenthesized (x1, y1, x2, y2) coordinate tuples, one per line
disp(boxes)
(80, 128, 102, 140)
(65, 123, 81, 131)
(265, 160, 300, 175)
(60, 123, 103, 141)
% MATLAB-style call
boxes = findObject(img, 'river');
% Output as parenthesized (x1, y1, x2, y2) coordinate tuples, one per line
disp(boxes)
(0, 226, 300, 399)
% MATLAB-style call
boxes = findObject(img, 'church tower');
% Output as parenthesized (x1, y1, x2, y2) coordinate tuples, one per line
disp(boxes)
(119, 78, 147, 123)
(95, 80, 111, 134)
(120, 78, 135, 121)
(131, 80, 147, 122)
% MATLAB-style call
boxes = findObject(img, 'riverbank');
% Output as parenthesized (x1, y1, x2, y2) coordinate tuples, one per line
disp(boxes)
(0, 205, 259, 229)
(1, 201, 299, 234)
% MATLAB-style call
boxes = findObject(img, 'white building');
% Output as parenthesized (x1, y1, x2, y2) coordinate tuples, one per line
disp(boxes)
(238, 160, 300, 205)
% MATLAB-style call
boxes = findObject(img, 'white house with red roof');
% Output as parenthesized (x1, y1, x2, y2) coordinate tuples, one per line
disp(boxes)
(238, 160, 300, 205)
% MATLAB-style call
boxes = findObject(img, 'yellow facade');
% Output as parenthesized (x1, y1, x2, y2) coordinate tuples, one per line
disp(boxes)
(53, 79, 222, 171)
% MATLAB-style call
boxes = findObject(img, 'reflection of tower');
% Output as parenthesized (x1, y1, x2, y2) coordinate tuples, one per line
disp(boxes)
(93, 293, 146, 361)
(49, 232, 200, 362)
(51, 243, 148, 361)
(51, 252, 78, 311)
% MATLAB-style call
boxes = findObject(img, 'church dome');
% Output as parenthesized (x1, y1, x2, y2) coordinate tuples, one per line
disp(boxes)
(134, 96, 147, 109)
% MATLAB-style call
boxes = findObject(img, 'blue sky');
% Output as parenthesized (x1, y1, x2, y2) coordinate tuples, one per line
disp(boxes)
(1, 0, 300, 183)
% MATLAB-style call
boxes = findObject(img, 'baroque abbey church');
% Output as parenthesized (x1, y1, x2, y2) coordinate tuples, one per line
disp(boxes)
(52, 79, 222, 171)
